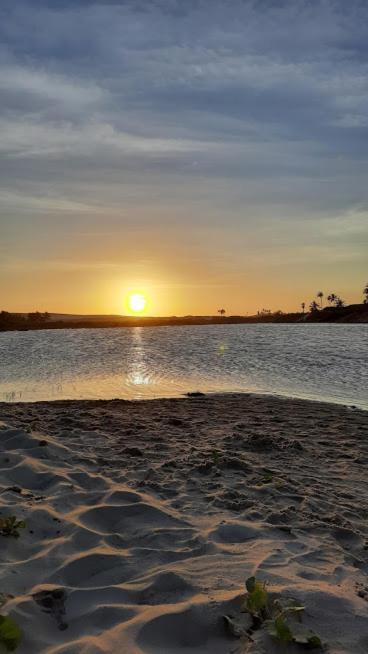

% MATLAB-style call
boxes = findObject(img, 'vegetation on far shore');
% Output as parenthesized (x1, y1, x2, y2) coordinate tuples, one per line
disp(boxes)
(1, 284, 367, 331)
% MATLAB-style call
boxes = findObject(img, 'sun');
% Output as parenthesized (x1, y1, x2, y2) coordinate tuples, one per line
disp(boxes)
(128, 292, 146, 314)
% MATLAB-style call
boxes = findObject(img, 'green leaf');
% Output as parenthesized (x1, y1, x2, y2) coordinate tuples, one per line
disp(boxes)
(266, 617, 292, 643)
(307, 634, 322, 649)
(0, 516, 26, 538)
(0, 615, 22, 652)
(272, 616, 293, 643)
(285, 599, 305, 620)
(245, 576, 256, 593)
(293, 627, 323, 649)
(212, 450, 220, 465)
(246, 581, 268, 615)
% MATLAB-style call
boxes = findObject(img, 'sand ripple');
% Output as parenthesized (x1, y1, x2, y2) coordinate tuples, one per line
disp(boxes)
(0, 394, 367, 652)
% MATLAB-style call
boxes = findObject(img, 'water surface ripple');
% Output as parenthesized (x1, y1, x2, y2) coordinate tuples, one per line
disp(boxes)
(0, 324, 366, 408)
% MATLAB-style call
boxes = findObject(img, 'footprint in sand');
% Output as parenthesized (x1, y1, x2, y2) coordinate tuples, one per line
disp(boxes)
(33, 587, 68, 631)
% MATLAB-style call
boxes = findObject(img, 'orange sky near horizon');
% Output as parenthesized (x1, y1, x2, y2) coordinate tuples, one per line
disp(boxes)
(1, 205, 366, 316)
(1, 204, 366, 317)
(1, 245, 365, 317)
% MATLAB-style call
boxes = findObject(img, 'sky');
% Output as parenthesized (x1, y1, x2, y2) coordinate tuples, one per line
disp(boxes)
(0, 0, 367, 316)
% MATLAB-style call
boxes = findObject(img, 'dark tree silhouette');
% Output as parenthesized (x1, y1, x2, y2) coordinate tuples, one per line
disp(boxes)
(217, 309, 226, 317)
(301, 302, 306, 313)
(327, 294, 345, 308)
(363, 282, 368, 304)
(309, 300, 319, 312)
(316, 291, 324, 308)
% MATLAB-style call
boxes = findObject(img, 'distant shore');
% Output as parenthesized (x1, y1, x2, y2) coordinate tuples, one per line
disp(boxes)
(1, 303, 368, 331)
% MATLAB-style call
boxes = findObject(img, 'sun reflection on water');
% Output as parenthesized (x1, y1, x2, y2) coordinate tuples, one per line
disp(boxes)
(127, 327, 150, 387)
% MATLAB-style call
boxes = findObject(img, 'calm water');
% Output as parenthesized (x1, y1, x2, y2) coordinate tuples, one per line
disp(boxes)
(0, 324, 367, 408)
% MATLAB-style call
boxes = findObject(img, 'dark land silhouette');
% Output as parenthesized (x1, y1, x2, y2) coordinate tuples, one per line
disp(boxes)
(1, 302, 368, 331)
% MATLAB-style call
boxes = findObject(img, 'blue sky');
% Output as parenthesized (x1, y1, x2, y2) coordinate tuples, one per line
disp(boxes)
(1, 0, 367, 314)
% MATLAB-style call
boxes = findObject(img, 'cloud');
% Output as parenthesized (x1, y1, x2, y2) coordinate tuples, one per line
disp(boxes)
(0, 115, 221, 159)
(0, 65, 104, 109)
(0, 0, 367, 304)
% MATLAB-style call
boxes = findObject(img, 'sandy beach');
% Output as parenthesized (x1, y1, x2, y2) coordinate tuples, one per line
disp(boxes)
(0, 393, 367, 653)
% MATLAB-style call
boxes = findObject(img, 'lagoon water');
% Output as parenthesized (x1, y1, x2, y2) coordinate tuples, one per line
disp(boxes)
(0, 324, 367, 408)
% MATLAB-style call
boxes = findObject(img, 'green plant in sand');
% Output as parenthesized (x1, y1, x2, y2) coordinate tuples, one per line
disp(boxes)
(0, 615, 22, 652)
(212, 449, 221, 465)
(0, 596, 22, 652)
(265, 597, 322, 648)
(0, 517, 26, 539)
(244, 576, 268, 618)
(258, 469, 286, 488)
(225, 576, 323, 650)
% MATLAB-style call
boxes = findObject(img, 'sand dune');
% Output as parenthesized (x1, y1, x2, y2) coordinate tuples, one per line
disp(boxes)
(0, 394, 367, 653)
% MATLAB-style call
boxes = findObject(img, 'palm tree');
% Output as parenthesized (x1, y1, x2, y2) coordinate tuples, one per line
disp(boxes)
(327, 294, 345, 308)
(363, 282, 368, 304)
(301, 302, 305, 314)
(309, 300, 319, 312)
(217, 309, 226, 317)
(316, 291, 324, 308)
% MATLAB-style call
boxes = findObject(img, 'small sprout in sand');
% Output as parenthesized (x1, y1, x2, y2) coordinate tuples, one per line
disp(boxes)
(267, 615, 293, 643)
(259, 470, 286, 488)
(271, 597, 304, 618)
(268, 615, 323, 649)
(212, 449, 221, 466)
(293, 630, 323, 649)
(285, 598, 305, 617)
(244, 576, 268, 617)
(0, 517, 26, 539)
(236, 577, 323, 650)
(266, 599, 305, 644)
(0, 615, 22, 652)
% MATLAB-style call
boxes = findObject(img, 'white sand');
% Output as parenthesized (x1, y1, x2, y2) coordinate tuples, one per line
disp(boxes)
(0, 393, 367, 653)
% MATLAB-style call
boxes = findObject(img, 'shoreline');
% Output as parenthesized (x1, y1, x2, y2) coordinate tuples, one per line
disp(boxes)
(1, 390, 367, 412)
(1, 302, 368, 332)
(0, 393, 367, 653)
